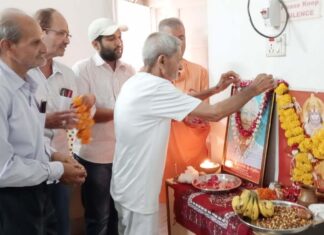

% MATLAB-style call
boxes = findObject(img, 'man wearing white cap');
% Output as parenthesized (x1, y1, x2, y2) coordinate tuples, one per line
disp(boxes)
(73, 18, 135, 235)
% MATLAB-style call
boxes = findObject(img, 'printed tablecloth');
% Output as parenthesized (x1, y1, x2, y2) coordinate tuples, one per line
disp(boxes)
(171, 182, 254, 235)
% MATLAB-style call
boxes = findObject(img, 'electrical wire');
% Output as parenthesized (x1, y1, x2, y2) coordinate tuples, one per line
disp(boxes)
(247, 0, 289, 38)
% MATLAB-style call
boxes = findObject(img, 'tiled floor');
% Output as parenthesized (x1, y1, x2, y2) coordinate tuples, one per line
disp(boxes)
(71, 203, 169, 235)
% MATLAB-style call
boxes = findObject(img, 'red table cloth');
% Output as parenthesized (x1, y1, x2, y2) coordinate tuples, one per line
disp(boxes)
(170, 182, 255, 235)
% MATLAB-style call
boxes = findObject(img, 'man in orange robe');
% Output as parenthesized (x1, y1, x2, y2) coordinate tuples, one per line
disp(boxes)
(159, 18, 239, 202)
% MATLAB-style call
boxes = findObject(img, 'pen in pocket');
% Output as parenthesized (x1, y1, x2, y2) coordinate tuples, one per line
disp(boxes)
(60, 88, 73, 98)
(40, 100, 47, 113)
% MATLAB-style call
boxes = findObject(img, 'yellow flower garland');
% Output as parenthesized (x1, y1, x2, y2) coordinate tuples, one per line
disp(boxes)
(292, 152, 313, 185)
(275, 83, 324, 186)
(72, 96, 95, 144)
(311, 129, 324, 159)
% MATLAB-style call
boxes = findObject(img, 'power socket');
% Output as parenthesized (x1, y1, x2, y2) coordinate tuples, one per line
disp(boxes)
(266, 34, 286, 57)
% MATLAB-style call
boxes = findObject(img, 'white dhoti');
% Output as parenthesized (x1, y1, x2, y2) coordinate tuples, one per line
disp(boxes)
(115, 202, 159, 235)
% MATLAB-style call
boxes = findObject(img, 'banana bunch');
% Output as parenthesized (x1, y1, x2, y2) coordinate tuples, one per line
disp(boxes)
(232, 189, 274, 220)
(258, 199, 275, 218)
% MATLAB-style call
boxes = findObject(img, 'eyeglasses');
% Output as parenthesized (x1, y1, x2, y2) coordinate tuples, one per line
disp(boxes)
(43, 28, 72, 38)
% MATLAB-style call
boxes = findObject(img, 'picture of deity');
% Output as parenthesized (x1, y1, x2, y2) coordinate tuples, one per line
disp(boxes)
(302, 93, 324, 137)
(278, 90, 324, 186)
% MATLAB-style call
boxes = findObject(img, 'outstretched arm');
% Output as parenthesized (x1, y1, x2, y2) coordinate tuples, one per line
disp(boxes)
(190, 74, 276, 122)
(190, 71, 240, 100)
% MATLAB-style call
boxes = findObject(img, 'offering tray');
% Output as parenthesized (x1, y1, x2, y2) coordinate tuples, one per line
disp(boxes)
(238, 200, 314, 234)
(192, 173, 242, 192)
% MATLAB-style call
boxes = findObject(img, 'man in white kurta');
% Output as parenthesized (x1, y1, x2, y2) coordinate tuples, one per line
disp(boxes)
(111, 32, 275, 235)
(110, 32, 201, 235)
(111, 71, 201, 226)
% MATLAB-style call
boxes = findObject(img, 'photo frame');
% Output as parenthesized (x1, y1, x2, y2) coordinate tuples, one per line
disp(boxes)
(222, 85, 275, 185)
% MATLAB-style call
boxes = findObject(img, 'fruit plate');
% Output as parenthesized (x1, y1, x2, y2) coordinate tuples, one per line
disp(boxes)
(237, 200, 314, 234)
(192, 173, 242, 192)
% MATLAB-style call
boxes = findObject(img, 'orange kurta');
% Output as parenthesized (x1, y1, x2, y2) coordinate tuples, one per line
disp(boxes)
(160, 59, 210, 202)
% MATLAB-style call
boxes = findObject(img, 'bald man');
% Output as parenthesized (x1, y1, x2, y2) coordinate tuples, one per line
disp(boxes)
(0, 9, 86, 234)
(110, 32, 275, 234)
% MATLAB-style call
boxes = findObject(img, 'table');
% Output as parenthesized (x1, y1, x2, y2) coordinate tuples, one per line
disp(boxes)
(165, 178, 254, 235)
(165, 179, 324, 235)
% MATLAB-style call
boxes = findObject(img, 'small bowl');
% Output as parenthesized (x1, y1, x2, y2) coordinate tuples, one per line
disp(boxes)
(199, 163, 220, 174)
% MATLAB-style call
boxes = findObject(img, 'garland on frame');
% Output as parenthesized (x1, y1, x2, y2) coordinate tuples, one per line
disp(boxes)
(231, 80, 272, 158)
(275, 82, 324, 186)
(233, 80, 272, 138)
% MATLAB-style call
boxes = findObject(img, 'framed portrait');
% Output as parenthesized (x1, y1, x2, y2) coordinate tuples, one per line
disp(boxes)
(222, 85, 275, 185)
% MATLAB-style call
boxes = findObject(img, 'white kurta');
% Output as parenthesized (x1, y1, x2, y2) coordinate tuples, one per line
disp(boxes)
(111, 72, 201, 214)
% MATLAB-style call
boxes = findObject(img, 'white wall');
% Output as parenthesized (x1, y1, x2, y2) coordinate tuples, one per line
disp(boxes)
(117, 0, 151, 70)
(151, 0, 208, 68)
(207, 0, 324, 183)
(208, 0, 324, 90)
(116, 0, 208, 71)
(0, 0, 115, 67)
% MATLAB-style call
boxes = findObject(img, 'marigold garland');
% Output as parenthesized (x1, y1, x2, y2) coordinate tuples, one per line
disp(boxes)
(72, 96, 95, 144)
(292, 152, 313, 185)
(275, 82, 324, 186)
(311, 129, 324, 159)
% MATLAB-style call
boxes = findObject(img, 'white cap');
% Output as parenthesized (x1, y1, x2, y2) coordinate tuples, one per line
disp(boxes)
(88, 18, 128, 41)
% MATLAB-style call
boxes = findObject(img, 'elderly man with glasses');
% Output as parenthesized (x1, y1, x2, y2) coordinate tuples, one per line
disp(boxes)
(0, 8, 87, 235)
(28, 8, 94, 235)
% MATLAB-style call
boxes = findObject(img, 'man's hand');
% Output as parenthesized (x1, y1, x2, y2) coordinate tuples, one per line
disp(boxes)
(187, 70, 240, 101)
(81, 94, 96, 109)
(52, 152, 80, 165)
(45, 110, 78, 129)
(63, 156, 80, 165)
(249, 74, 276, 96)
(60, 161, 87, 185)
(214, 71, 240, 93)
